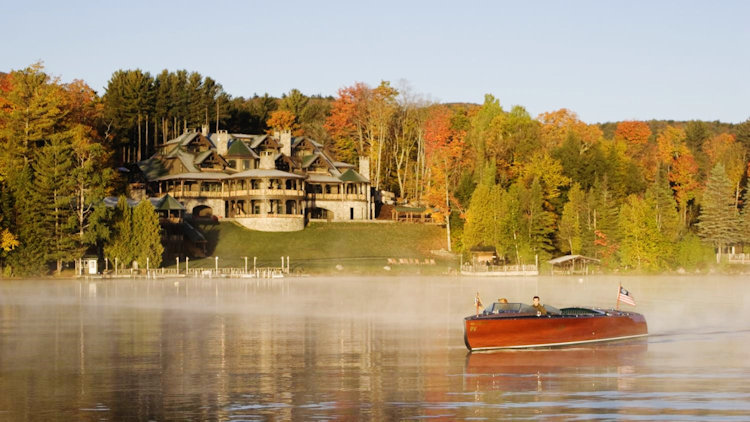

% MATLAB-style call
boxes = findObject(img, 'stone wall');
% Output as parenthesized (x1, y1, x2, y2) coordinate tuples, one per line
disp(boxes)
(182, 198, 226, 217)
(232, 216, 305, 232)
(311, 200, 370, 221)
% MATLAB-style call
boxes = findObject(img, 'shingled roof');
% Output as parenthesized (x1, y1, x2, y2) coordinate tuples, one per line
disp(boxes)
(339, 168, 368, 182)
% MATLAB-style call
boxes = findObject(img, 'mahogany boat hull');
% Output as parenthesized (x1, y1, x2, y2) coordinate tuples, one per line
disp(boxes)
(464, 310, 647, 351)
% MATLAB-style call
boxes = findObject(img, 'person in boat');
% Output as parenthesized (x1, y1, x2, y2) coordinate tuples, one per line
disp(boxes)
(532, 296, 547, 316)
(490, 298, 509, 314)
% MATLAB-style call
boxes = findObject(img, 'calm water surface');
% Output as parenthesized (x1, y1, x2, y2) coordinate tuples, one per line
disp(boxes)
(1, 275, 749, 420)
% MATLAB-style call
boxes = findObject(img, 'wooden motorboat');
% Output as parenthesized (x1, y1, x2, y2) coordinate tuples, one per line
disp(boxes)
(464, 302, 647, 351)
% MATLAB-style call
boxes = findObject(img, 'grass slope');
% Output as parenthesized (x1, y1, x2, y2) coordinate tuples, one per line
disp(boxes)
(188, 221, 453, 274)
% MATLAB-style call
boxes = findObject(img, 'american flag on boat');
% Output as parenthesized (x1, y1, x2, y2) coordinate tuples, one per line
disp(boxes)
(618, 286, 636, 306)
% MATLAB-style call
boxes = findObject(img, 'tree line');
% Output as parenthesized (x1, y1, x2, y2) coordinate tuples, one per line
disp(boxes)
(2, 62, 750, 275)
(0, 64, 162, 275)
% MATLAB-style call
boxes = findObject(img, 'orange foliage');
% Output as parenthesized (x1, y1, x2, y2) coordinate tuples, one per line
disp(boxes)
(703, 133, 736, 165)
(323, 82, 370, 154)
(422, 106, 466, 218)
(266, 109, 297, 132)
(0, 73, 12, 112)
(670, 150, 701, 213)
(538, 108, 602, 150)
(63, 79, 101, 129)
(614, 120, 651, 145)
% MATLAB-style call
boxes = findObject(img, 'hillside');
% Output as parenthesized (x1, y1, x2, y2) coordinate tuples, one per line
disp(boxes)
(187, 221, 454, 274)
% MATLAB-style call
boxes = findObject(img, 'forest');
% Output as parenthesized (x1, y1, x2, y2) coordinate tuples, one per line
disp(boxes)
(2, 62, 750, 275)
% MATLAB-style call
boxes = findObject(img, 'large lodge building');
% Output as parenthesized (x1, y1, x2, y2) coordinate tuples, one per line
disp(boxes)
(132, 127, 373, 232)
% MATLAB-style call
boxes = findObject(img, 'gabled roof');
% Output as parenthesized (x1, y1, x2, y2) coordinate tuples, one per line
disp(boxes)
(547, 255, 601, 265)
(193, 150, 214, 164)
(339, 168, 369, 183)
(249, 134, 280, 149)
(226, 140, 259, 158)
(163, 131, 215, 149)
(334, 161, 355, 169)
(301, 153, 340, 176)
(153, 194, 185, 211)
(307, 174, 343, 183)
(172, 149, 199, 172)
(154, 172, 229, 181)
(229, 169, 305, 179)
(301, 153, 321, 168)
(292, 137, 323, 152)
(194, 150, 228, 166)
(165, 132, 199, 146)
(275, 153, 298, 169)
(136, 157, 168, 181)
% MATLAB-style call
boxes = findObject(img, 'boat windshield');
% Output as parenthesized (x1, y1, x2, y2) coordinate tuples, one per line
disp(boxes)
(486, 302, 562, 315)
(486, 302, 527, 314)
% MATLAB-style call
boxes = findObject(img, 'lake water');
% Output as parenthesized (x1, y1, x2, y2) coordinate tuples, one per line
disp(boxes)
(1, 275, 749, 420)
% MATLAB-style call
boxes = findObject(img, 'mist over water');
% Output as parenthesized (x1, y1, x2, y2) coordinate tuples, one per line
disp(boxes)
(0, 275, 748, 420)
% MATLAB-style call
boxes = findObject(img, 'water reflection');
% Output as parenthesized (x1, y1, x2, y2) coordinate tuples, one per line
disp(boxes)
(464, 341, 648, 393)
(0, 276, 748, 420)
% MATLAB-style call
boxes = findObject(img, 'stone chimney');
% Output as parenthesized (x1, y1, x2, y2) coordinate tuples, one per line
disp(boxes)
(215, 130, 230, 156)
(359, 156, 370, 180)
(201, 124, 209, 136)
(278, 130, 292, 157)
(259, 151, 276, 169)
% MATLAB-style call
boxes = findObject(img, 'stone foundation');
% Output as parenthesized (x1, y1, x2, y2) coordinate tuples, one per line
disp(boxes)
(232, 216, 305, 232)
(182, 198, 226, 217)
(309, 200, 370, 221)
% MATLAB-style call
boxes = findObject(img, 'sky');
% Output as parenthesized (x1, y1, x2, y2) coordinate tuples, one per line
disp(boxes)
(5, 0, 749, 123)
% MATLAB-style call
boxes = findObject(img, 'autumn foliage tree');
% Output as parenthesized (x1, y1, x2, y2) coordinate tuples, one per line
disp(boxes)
(423, 105, 466, 251)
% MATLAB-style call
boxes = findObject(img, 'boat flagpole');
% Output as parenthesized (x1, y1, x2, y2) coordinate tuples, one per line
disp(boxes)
(475, 291, 483, 317)
(616, 283, 621, 311)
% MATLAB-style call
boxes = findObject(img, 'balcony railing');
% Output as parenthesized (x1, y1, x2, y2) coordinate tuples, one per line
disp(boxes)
(307, 193, 367, 201)
(230, 213, 304, 218)
(166, 189, 305, 198)
(227, 189, 305, 197)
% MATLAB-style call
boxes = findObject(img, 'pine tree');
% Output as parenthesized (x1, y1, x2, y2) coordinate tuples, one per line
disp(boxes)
(33, 136, 79, 273)
(590, 176, 620, 264)
(462, 181, 494, 250)
(697, 163, 740, 262)
(523, 177, 556, 259)
(7, 168, 48, 275)
(132, 199, 163, 268)
(559, 183, 585, 254)
(104, 196, 134, 270)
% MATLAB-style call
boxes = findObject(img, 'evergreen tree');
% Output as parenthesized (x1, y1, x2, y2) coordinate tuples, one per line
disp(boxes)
(104, 196, 134, 270)
(559, 183, 585, 254)
(590, 176, 620, 265)
(83, 202, 112, 261)
(33, 136, 79, 273)
(523, 177, 556, 260)
(7, 168, 48, 275)
(698, 163, 740, 262)
(132, 200, 163, 268)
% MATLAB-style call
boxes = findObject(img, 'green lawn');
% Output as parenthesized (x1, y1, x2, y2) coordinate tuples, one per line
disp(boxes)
(186, 221, 456, 275)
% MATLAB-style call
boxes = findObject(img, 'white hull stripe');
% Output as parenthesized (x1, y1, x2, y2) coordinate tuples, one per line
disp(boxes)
(470, 333, 649, 351)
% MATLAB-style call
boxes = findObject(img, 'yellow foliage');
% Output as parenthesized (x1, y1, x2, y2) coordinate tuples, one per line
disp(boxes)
(1, 229, 19, 252)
